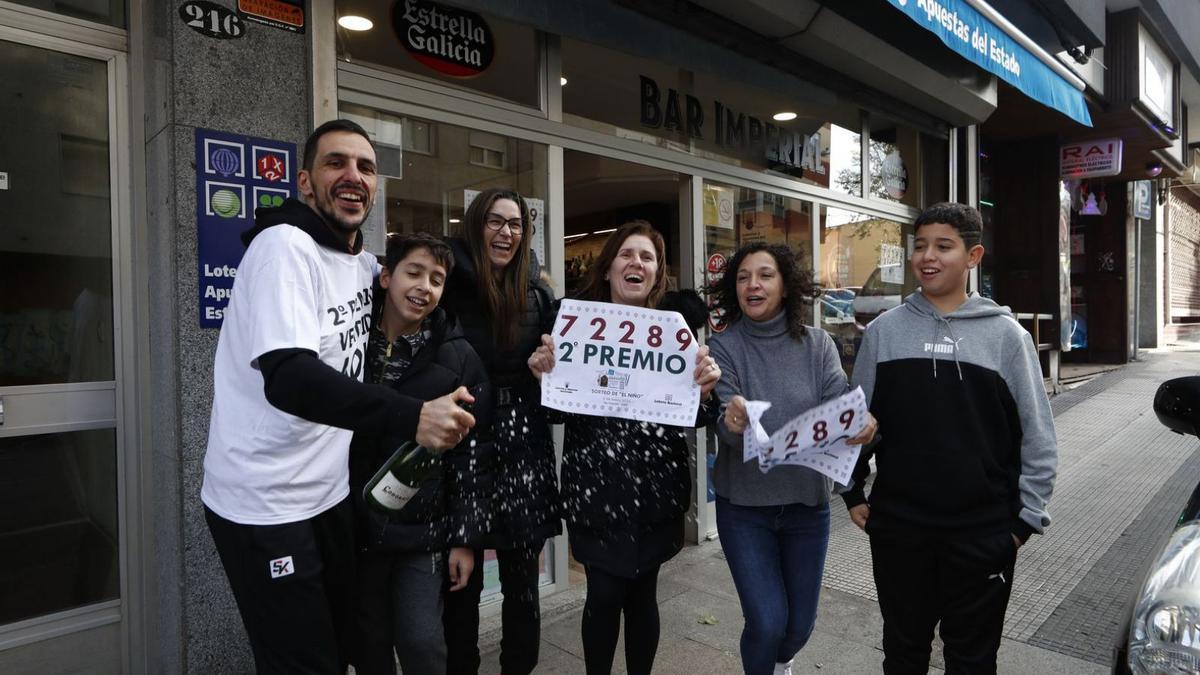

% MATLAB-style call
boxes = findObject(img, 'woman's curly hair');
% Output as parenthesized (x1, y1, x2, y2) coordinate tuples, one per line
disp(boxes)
(705, 243, 819, 341)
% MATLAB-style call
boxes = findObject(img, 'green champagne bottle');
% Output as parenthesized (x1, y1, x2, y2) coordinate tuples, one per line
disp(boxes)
(363, 440, 437, 514)
(363, 391, 478, 514)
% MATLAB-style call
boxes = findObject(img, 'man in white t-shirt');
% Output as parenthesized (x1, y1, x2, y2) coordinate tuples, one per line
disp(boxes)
(201, 119, 476, 674)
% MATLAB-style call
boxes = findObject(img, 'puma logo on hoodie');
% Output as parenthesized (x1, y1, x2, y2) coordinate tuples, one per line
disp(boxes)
(923, 336, 965, 355)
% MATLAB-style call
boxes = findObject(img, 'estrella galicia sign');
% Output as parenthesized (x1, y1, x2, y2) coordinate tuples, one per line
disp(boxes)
(180, 1, 246, 39)
(394, 0, 494, 78)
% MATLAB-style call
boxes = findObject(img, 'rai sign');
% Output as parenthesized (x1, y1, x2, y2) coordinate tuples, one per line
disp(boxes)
(1060, 138, 1123, 179)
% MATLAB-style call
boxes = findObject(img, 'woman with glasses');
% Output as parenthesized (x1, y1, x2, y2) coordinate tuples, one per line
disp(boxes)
(441, 187, 560, 675)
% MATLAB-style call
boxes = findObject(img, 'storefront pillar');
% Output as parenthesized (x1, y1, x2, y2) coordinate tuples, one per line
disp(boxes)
(139, 2, 314, 671)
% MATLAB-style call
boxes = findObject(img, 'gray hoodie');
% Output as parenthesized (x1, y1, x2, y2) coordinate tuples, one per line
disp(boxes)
(842, 292, 1058, 542)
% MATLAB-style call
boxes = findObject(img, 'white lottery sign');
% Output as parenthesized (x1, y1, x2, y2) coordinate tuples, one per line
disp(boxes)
(743, 387, 868, 485)
(541, 299, 700, 426)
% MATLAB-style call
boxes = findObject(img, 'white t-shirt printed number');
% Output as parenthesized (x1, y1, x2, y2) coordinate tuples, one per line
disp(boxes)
(202, 226, 380, 525)
(327, 284, 372, 379)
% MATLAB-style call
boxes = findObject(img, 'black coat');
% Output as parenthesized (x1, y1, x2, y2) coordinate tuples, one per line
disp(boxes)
(558, 398, 719, 578)
(348, 306, 496, 552)
(441, 238, 561, 549)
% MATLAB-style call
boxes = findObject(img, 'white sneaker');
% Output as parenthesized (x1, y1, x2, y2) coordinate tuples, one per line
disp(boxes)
(773, 659, 794, 675)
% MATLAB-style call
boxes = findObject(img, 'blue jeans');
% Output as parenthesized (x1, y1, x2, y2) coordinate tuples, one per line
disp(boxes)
(716, 497, 830, 675)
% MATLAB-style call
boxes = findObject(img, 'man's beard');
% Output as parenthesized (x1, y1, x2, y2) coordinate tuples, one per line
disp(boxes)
(314, 185, 372, 234)
(317, 201, 371, 233)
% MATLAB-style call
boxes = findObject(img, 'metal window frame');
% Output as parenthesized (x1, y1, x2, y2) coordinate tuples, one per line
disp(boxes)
(965, 125, 981, 292)
(0, 0, 125, 50)
(0, 7, 142, 675)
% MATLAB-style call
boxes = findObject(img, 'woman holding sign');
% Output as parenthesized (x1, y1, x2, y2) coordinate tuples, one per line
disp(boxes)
(528, 220, 721, 675)
(707, 243, 876, 675)
(441, 187, 560, 675)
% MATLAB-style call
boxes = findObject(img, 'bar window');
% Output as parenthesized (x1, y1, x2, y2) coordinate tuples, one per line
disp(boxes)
(818, 206, 914, 375)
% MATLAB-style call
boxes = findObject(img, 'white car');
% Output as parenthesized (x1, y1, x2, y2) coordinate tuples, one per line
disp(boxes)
(852, 267, 902, 324)
(819, 288, 856, 325)
(1114, 376, 1200, 674)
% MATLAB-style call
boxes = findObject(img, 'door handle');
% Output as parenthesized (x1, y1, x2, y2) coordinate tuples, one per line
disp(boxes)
(0, 396, 4, 426)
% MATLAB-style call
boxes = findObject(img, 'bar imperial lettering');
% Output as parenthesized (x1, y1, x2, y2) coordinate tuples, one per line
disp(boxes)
(638, 75, 825, 175)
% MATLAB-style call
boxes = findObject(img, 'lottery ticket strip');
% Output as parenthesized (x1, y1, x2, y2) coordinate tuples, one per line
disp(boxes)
(541, 299, 701, 426)
(741, 387, 868, 485)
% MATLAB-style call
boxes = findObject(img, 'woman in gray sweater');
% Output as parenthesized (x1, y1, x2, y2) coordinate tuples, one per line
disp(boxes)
(707, 243, 876, 675)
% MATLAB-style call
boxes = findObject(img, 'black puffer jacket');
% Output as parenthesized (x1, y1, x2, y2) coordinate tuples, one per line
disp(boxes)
(349, 304, 496, 552)
(559, 398, 719, 578)
(441, 238, 561, 549)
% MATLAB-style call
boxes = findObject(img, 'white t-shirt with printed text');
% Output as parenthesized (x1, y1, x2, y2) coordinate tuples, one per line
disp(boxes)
(201, 225, 379, 525)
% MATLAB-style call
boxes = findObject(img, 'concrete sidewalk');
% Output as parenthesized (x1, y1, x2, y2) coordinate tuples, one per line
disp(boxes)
(480, 347, 1200, 673)
(480, 539, 1104, 674)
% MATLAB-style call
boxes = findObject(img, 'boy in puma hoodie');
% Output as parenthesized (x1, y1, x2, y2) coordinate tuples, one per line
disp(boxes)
(842, 202, 1057, 675)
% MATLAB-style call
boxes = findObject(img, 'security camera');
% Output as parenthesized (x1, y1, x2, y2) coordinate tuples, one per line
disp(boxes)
(1066, 45, 1092, 66)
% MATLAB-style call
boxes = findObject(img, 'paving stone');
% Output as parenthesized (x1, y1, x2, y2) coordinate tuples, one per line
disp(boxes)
(1029, 447, 1200, 664)
(479, 639, 582, 674)
(1004, 354, 1200, 641)
(996, 636, 1109, 674)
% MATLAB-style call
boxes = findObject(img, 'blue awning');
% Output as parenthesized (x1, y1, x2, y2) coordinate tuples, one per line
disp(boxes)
(886, 0, 1092, 127)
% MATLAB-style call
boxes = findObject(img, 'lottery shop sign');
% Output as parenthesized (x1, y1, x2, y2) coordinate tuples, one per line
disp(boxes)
(239, 0, 304, 33)
(541, 299, 701, 426)
(195, 128, 295, 328)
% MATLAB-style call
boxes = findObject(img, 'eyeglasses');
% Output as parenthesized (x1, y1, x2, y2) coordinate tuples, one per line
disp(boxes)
(484, 213, 529, 235)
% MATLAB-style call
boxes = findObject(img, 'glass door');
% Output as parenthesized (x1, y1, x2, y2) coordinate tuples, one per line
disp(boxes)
(0, 35, 122, 672)
(337, 99, 561, 603)
(561, 150, 692, 562)
(562, 151, 684, 295)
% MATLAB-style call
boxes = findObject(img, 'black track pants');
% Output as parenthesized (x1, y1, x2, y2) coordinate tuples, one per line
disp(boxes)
(443, 545, 543, 675)
(204, 498, 356, 675)
(869, 529, 1018, 675)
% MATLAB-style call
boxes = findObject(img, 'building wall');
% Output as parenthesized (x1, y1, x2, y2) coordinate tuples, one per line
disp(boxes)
(140, 1, 313, 670)
(987, 138, 1062, 318)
